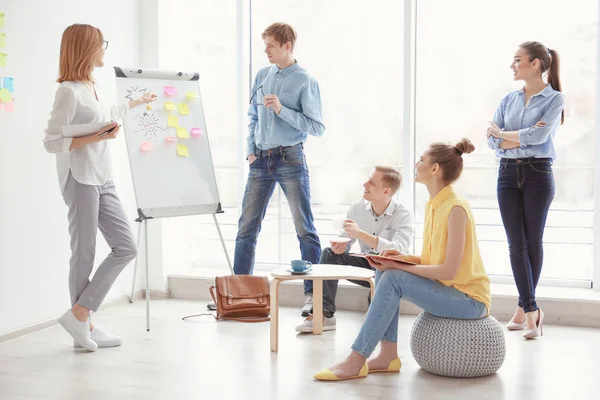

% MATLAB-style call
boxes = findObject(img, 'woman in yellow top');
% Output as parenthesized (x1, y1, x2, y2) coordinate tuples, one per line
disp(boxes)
(314, 138, 491, 381)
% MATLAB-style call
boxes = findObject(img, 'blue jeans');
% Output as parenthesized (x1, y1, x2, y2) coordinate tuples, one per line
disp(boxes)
(351, 269, 487, 358)
(233, 143, 321, 277)
(497, 157, 555, 313)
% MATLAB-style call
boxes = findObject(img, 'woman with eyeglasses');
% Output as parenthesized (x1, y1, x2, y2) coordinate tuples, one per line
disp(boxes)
(43, 24, 156, 351)
(487, 41, 566, 339)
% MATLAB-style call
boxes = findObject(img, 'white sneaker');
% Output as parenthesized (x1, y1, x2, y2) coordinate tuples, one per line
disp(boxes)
(58, 310, 98, 352)
(301, 295, 313, 317)
(74, 328, 122, 348)
(295, 315, 336, 333)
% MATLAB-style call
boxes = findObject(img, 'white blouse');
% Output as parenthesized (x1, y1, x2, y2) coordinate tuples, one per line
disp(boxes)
(43, 81, 129, 192)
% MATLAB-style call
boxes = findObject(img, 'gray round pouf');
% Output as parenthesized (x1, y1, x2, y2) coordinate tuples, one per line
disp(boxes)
(409, 312, 506, 378)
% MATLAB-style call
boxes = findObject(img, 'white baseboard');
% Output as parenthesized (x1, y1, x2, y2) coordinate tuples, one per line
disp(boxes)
(0, 290, 168, 343)
(168, 275, 600, 328)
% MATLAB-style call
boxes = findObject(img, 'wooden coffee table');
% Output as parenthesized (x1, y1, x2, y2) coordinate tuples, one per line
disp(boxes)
(270, 264, 375, 352)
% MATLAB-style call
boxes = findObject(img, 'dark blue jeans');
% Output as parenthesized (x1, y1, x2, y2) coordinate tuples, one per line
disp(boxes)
(233, 143, 321, 284)
(497, 157, 555, 313)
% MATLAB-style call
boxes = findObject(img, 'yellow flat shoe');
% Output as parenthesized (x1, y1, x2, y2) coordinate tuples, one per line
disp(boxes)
(313, 364, 369, 381)
(369, 357, 402, 373)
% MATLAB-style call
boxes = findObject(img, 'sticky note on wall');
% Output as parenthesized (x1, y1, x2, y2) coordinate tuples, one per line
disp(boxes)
(0, 88, 11, 103)
(164, 102, 176, 111)
(176, 128, 189, 139)
(186, 92, 199, 99)
(168, 116, 179, 128)
(4, 100, 14, 112)
(178, 103, 190, 115)
(3, 77, 14, 92)
(177, 144, 189, 157)
(190, 128, 203, 138)
(140, 141, 154, 152)
(164, 86, 177, 97)
(0, 53, 6, 68)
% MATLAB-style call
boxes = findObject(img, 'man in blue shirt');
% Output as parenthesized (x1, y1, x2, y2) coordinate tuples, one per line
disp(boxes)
(234, 23, 325, 294)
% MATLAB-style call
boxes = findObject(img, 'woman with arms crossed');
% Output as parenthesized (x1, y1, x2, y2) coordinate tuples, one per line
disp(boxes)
(487, 41, 565, 339)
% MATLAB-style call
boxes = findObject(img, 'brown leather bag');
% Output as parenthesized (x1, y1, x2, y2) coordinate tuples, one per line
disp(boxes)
(208, 275, 270, 322)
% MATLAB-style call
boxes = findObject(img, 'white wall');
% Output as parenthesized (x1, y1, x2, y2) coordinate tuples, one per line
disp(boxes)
(0, 0, 165, 335)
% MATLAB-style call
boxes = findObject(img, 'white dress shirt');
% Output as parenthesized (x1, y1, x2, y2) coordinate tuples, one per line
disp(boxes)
(342, 197, 413, 254)
(43, 81, 129, 192)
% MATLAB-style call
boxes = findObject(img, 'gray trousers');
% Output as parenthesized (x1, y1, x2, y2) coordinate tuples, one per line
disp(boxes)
(319, 247, 375, 317)
(62, 172, 137, 312)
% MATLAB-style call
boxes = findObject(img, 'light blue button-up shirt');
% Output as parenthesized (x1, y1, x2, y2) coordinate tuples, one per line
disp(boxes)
(247, 62, 325, 157)
(487, 85, 566, 160)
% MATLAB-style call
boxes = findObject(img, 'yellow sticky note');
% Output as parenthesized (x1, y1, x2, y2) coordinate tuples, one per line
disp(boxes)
(0, 14, 4, 30)
(186, 92, 199, 99)
(177, 144, 189, 157)
(178, 103, 190, 115)
(0, 53, 6, 68)
(0, 34, 5, 49)
(176, 128, 189, 139)
(168, 116, 179, 128)
(0, 88, 11, 103)
(164, 102, 176, 111)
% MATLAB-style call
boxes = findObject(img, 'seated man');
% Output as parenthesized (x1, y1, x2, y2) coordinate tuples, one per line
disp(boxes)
(296, 166, 413, 332)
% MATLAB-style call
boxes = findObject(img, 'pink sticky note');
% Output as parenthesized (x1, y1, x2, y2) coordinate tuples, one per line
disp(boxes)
(164, 86, 177, 97)
(164, 136, 177, 144)
(140, 141, 154, 152)
(4, 100, 14, 112)
(190, 128, 203, 138)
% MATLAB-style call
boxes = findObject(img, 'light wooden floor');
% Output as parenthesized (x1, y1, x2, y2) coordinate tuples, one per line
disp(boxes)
(1, 299, 598, 400)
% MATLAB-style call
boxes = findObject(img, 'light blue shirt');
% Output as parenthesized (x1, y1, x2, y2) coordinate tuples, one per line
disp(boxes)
(247, 62, 325, 157)
(487, 85, 566, 160)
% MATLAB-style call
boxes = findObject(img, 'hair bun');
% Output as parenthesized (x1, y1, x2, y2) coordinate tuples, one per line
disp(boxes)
(455, 138, 475, 155)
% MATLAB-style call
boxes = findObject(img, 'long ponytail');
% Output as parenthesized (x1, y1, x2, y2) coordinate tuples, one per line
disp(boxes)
(520, 41, 564, 125)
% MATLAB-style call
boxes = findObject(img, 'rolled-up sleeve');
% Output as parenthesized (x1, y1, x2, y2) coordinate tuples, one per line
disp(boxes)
(488, 96, 507, 151)
(43, 86, 75, 154)
(376, 208, 413, 253)
(110, 102, 129, 121)
(518, 94, 566, 146)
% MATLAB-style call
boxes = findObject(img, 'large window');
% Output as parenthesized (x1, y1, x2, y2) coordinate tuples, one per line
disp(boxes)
(159, 0, 599, 287)
(415, 0, 597, 283)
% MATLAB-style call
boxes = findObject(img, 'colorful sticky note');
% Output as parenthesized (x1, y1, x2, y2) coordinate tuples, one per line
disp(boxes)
(164, 102, 176, 111)
(176, 128, 189, 139)
(0, 34, 5, 49)
(140, 141, 154, 152)
(190, 128, 203, 138)
(4, 100, 14, 112)
(3, 77, 14, 92)
(164, 86, 177, 96)
(168, 116, 179, 128)
(0, 88, 10, 103)
(0, 53, 6, 68)
(186, 92, 199, 99)
(0, 13, 4, 30)
(164, 136, 177, 144)
(177, 144, 189, 157)
(178, 103, 190, 115)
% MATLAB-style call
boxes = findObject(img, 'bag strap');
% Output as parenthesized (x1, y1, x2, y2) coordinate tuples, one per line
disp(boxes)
(181, 286, 269, 323)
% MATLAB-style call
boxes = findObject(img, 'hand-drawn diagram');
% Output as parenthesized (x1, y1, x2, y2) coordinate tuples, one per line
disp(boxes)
(133, 110, 167, 139)
(125, 85, 149, 108)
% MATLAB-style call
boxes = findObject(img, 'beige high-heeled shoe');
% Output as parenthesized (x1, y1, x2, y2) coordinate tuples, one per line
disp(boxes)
(523, 309, 544, 339)
(506, 319, 526, 330)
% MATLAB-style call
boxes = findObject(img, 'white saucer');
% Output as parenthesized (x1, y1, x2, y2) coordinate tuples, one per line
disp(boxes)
(286, 267, 312, 275)
(330, 237, 351, 243)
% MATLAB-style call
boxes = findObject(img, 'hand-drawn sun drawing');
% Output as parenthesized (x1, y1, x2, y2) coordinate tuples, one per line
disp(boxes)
(125, 85, 148, 108)
(133, 111, 167, 139)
